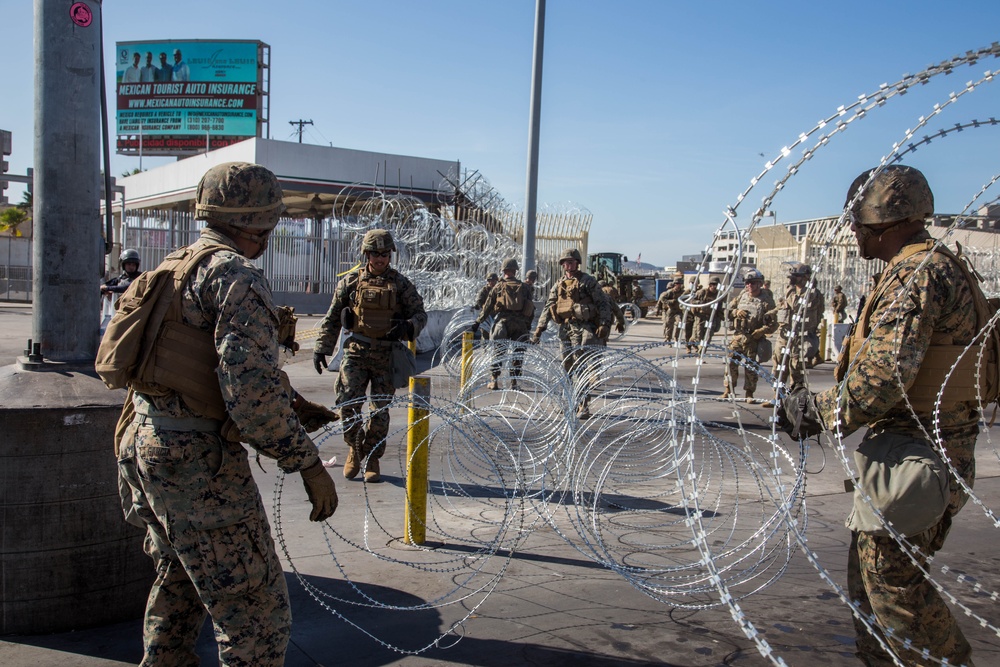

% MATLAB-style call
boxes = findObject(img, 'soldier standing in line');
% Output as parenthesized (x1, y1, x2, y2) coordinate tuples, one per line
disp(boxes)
(722, 268, 776, 402)
(831, 285, 848, 323)
(470, 257, 535, 390)
(114, 162, 339, 666)
(531, 247, 612, 419)
(598, 279, 628, 344)
(689, 277, 722, 353)
(653, 275, 685, 344)
(760, 279, 774, 306)
(778, 165, 983, 666)
(524, 269, 539, 298)
(313, 229, 427, 483)
(772, 262, 825, 390)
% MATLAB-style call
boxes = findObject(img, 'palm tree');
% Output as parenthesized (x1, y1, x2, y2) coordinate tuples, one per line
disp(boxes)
(0, 207, 28, 237)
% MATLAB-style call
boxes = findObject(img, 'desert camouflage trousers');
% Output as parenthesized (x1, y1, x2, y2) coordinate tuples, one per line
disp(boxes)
(662, 311, 682, 342)
(724, 335, 771, 394)
(773, 331, 819, 388)
(337, 339, 396, 459)
(118, 423, 291, 666)
(489, 316, 531, 379)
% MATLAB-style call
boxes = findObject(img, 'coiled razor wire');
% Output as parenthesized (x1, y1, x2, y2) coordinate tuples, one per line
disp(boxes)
(266, 43, 1000, 665)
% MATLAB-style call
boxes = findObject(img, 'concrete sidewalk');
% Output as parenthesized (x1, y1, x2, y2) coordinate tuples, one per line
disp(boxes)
(1, 305, 998, 666)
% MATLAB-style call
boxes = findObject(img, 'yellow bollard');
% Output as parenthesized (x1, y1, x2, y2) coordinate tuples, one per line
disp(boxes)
(408, 338, 416, 355)
(460, 330, 474, 390)
(404, 375, 431, 545)
(818, 318, 828, 361)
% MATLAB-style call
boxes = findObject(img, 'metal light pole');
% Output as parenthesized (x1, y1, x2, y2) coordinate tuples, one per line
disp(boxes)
(521, 0, 545, 274)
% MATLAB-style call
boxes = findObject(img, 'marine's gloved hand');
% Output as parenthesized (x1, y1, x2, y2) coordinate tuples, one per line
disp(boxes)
(775, 385, 825, 440)
(751, 327, 768, 341)
(294, 395, 340, 432)
(595, 324, 610, 340)
(736, 309, 751, 319)
(340, 307, 356, 330)
(530, 331, 542, 345)
(313, 352, 328, 375)
(615, 321, 626, 334)
(384, 318, 415, 342)
(299, 459, 338, 522)
(469, 322, 480, 334)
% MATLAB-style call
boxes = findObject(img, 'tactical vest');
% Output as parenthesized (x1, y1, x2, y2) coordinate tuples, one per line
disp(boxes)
(835, 239, 999, 412)
(553, 277, 595, 323)
(777, 286, 822, 337)
(352, 272, 398, 338)
(96, 242, 232, 422)
(730, 294, 767, 335)
(497, 278, 526, 313)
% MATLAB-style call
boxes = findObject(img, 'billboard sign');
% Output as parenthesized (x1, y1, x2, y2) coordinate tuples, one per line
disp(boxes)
(115, 40, 268, 156)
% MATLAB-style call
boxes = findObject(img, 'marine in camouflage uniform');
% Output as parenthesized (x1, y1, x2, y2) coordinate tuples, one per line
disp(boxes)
(472, 257, 535, 390)
(723, 269, 776, 401)
(653, 277, 684, 343)
(688, 278, 722, 353)
(813, 165, 979, 667)
(772, 262, 825, 390)
(115, 163, 338, 667)
(598, 281, 627, 346)
(532, 247, 613, 419)
(831, 285, 848, 323)
(313, 229, 427, 483)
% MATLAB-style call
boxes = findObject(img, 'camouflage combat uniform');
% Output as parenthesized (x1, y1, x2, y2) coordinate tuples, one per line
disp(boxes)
(315, 266, 426, 463)
(832, 290, 848, 323)
(773, 284, 824, 388)
(724, 289, 776, 396)
(117, 228, 319, 666)
(654, 282, 684, 343)
(476, 277, 535, 383)
(536, 268, 612, 374)
(689, 284, 721, 349)
(815, 230, 978, 667)
(473, 282, 493, 311)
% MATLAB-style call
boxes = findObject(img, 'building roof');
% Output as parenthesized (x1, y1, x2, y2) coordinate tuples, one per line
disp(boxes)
(113, 137, 460, 217)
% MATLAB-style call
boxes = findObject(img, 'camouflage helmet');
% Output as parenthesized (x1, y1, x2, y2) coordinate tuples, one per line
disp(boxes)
(502, 257, 519, 272)
(195, 162, 285, 232)
(361, 229, 396, 253)
(559, 247, 583, 264)
(742, 267, 765, 284)
(785, 261, 812, 277)
(846, 164, 934, 227)
(834, 285, 843, 292)
(120, 248, 140, 265)
(486, 272, 499, 282)
(525, 270, 538, 281)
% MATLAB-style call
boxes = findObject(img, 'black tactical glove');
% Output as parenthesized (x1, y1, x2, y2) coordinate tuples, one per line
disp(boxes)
(299, 460, 338, 522)
(469, 321, 480, 334)
(293, 394, 341, 432)
(313, 352, 328, 375)
(340, 307, 356, 330)
(616, 321, 626, 334)
(776, 385, 825, 439)
(385, 318, 415, 342)
(595, 324, 610, 340)
(530, 331, 542, 345)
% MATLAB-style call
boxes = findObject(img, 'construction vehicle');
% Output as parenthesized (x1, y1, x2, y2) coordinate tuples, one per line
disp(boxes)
(587, 251, 655, 317)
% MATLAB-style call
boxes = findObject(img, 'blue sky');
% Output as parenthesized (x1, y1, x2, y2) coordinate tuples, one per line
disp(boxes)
(4, 1, 1000, 266)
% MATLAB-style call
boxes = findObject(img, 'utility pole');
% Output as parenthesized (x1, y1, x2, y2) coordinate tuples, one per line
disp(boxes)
(289, 118, 313, 143)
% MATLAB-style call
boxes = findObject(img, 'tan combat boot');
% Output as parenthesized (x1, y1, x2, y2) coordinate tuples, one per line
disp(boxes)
(745, 392, 758, 404)
(720, 388, 731, 399)
(364, 456, 381, 483)
(343, 446, 361, 480)
(488, 378, 499, 390)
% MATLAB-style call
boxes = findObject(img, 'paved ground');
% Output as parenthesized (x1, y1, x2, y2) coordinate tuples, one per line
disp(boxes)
(1, 302, 998, 666)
